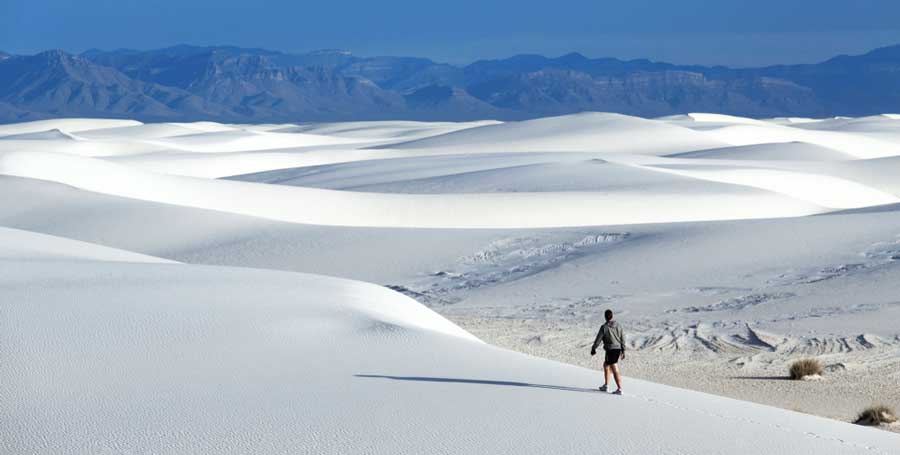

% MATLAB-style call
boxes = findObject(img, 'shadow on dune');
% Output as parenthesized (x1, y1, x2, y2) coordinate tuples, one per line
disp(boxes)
(823, 202, 900, 216)
(732, 375, 792, 381)
(355, 374, 600, 393)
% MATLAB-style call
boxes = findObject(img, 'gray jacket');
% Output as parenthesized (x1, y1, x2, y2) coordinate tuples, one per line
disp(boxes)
(592, 320, 625, 352)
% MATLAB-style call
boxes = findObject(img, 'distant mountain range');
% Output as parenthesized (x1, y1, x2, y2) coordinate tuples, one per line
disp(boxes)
(2, 44, 900, 123)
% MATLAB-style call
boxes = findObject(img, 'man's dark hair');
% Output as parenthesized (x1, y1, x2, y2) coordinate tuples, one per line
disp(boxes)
(604, 309, 613, 321)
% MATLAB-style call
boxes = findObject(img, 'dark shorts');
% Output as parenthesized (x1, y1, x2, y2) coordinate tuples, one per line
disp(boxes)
(604, 349, 622, 366)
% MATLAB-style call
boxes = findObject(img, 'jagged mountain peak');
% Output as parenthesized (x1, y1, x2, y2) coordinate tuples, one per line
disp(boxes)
(557, 52, 589, 62)
(35, 49, 78, 63)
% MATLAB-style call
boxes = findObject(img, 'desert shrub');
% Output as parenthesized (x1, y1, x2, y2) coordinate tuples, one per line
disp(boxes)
(854, 405, 897, 426)
(789, 358, 823, 380)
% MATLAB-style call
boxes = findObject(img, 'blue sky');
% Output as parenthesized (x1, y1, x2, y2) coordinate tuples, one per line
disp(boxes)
(3, 0, 900, 66)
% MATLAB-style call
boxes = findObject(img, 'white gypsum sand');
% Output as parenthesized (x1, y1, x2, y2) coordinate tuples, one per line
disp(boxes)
(2, 113, 900, 452)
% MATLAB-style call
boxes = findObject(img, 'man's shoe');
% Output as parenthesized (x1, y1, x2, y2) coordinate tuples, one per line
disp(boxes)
(598, 385, 608, 392)
(612, 389, 622, 395)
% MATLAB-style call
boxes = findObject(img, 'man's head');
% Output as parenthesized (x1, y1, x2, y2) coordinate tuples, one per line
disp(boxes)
(604, 309, 613, 321)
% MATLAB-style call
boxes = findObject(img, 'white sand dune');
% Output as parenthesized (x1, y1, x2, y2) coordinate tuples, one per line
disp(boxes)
(0, 137, 172, 157)
(5, 174, 900, 341)
(668, 141, 855, 161)
(0, 128, 83, 141)
(675, 123, 900, 159)
(789, 115, 900, 134)
(75, 122, 222, 139)
(0, 150, 826, 227)
(0, 225, 174, 263)
(808, 156, 900, 196)
(4, 253, 898, 454)
(383, 112, 729, 155)
(229, 152, 747, 193)
(168, 121, 243, 133)
(660, 112, 772, 125)
(3, 113, 900, 453)
(145, 129, 366, 153)
(641, 163, 899, 209)
(0, 118, 142, 136)
(627, 152, 900, 200)
(284, 119, 500, 139)
(106, 148, 431, 178)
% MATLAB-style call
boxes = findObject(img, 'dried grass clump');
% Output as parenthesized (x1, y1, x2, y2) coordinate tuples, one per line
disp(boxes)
(789, 358, 823, 380)
(854, 405, 897, 426)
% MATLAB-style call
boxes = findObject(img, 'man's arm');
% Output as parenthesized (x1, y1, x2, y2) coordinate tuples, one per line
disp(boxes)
(619, 326, 626, 359)
(590, 327, 603, 356)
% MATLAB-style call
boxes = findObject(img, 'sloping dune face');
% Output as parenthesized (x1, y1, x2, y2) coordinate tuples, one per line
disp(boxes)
(381, 112, 730, 155)
(4, 249, 900, 454)
(3, 113, 900, 453)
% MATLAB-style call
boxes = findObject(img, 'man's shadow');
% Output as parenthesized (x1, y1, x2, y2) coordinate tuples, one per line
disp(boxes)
(355, 374, 599, 394)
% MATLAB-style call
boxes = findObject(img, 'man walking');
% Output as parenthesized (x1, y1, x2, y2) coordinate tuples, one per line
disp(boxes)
(591, 309, 625, 394)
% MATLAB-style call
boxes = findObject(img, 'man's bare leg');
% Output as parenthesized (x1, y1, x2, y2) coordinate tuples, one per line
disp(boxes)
(611, 364, 622, 391)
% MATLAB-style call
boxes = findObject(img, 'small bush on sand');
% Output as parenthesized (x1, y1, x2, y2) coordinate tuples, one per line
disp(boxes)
(789, 358, 823, 380)
(855, 405, 898, 426)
